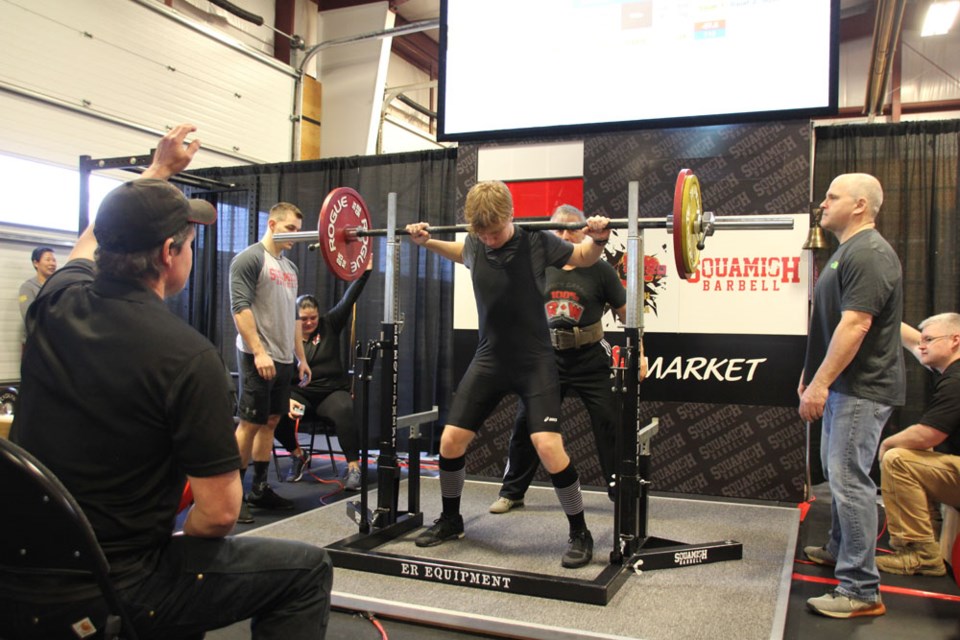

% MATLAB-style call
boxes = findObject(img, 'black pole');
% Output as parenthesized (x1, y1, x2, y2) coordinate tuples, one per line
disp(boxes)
(617, 327, 643, 559)
(373, 321, 400, 527)
(610, 360, 626, 565)
(354, 340, 376, 534)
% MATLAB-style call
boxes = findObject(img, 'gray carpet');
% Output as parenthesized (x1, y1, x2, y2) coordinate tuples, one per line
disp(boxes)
(210, 478, 798, 640)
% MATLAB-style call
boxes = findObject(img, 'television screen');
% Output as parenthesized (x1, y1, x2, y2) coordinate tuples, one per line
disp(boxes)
(438, 0, 839, 141)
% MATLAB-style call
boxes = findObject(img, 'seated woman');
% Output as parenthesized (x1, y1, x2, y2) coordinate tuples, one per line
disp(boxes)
(275, 257, 372, 490)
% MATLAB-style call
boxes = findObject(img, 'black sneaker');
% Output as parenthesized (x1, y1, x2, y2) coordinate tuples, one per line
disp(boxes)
(237, 501, 254, 524)
(562, 529, 593, 568)
(285, 452, 310, 483)
(246, 482, 295, 510)
(415, 513, 465, 547)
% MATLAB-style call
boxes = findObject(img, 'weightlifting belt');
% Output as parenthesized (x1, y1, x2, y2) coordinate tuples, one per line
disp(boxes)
(550, 320, 604, 351)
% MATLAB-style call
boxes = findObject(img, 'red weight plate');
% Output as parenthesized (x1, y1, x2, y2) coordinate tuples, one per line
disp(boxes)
(318, 187, 372, 281)
(672, 168, 694, 279)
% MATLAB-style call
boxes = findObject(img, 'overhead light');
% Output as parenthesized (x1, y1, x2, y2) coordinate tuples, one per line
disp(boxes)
(921, 0, 960, 37)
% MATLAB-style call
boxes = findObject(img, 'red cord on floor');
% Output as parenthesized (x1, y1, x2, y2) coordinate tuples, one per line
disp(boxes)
(359, 611, 389, 640)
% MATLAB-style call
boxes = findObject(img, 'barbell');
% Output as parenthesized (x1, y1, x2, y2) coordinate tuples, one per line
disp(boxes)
(272, 169, 794, 282)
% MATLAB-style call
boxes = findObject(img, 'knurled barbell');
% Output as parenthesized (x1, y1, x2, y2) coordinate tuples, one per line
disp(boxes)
(272, 169, 794, 281)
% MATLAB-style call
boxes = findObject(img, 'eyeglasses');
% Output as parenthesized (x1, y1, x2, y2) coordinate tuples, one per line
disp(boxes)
(920, 334, 955, 345)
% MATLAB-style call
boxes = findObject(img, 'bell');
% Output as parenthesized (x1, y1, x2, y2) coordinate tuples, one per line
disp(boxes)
(803, 208, 828, 250)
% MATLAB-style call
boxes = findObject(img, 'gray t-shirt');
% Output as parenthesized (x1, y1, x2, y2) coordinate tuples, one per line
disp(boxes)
(229, 242, 299, 363)
(18, 276, 42, 320)
(803, 228, 905, 406)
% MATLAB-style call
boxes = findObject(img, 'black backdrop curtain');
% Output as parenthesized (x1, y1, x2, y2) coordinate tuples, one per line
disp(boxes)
(813, 119, 960, 428)
(177, 148, 458, 447)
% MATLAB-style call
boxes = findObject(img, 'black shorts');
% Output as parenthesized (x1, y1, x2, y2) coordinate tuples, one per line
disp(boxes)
(447, 355, 562, 434)
(236, 351, 295, 424)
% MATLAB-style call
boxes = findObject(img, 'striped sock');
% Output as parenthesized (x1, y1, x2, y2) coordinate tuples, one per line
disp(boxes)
(551, 463, 586, 533)
(439, 455, 466, 516)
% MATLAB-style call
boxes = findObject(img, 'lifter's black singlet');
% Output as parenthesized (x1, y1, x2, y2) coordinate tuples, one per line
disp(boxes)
(471, 229, 554, 373)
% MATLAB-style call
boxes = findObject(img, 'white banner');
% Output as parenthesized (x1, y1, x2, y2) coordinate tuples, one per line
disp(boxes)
(454, 213, 810, 337)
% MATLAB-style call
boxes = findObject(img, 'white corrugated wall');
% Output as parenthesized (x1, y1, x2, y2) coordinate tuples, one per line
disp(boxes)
(0, 0, 298, 169)
(0, 0, 302, 384)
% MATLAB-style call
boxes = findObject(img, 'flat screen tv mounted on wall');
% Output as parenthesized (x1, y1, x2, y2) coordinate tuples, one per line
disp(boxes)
(438, 0, 840, 141)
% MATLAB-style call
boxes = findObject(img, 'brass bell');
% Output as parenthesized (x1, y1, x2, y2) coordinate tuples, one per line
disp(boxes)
(803, 207, 828, 250)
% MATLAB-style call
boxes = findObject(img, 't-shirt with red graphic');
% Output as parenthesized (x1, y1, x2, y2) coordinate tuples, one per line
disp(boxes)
(544, 259, 625, 329)
(229, 241, 300, 364)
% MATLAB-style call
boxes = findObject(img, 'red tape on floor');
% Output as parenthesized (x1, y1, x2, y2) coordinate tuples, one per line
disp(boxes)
(792, 571, 960, 602)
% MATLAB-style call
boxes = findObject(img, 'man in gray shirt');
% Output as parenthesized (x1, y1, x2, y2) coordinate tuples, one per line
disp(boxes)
(230, 203, 311, 523)
(799, 173, 905, 619)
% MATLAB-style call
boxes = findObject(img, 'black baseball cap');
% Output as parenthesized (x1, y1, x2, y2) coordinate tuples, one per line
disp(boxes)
(94, 179, 217, 253)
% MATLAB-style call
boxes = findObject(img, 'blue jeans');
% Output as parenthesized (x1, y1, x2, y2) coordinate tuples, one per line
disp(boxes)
(820, 391, 891, 602)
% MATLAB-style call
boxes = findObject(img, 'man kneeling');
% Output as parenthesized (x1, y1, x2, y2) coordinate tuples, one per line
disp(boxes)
(877, 313, 960, 576)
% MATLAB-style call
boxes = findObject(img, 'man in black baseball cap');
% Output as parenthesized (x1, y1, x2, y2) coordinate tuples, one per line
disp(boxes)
(94, 178, 216, 254)
(8, 124, 332, 639)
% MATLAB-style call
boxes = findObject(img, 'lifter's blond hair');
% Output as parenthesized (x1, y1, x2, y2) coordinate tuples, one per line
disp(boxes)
(464, 181, 513, 233)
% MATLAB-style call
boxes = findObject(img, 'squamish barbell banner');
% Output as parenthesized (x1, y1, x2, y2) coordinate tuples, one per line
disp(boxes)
(454, 215, 810, 408)
(453, 131, 810, 501)
(602, 216, 809, 407)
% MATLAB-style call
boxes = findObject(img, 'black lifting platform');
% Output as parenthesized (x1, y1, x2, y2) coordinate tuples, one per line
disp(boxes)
(323, 193, 742, 606)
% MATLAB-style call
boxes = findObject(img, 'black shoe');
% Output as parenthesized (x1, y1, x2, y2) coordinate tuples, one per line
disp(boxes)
(237, 501, 254, 524)
(415, 513, 465, 547)
(246, 482, 295, 510)
(285, 452, 310, 483)
(562, 529, 593, 568)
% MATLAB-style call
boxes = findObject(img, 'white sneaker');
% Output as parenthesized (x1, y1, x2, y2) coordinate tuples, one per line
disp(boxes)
(489, 497, 524, 514)
(806, 591, 885, 618)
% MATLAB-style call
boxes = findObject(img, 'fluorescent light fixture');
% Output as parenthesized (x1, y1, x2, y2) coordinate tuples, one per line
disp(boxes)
(921, 0, 960, 37)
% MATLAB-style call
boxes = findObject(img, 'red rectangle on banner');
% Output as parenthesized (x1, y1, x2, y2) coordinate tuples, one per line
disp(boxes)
(505, 179, 584, 219)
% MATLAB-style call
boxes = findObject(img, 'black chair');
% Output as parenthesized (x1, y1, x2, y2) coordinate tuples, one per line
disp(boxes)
(273, 416, 342, 482)
(0, 437, 138, 640)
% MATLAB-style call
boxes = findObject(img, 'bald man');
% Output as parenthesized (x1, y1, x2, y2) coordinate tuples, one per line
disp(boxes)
(799, 173, 905, 619)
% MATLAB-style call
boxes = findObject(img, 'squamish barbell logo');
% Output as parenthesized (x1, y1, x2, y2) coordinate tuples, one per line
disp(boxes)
(673, 549, 709, 566)
(688, 256, 801, 292)
(400, 562, 514, 591)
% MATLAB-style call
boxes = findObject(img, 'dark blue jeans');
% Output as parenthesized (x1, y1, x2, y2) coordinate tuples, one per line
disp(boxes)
(0, 536, 332, 639)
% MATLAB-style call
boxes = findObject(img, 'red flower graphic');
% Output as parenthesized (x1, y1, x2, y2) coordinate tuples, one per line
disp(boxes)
(609, 245, 669, 316)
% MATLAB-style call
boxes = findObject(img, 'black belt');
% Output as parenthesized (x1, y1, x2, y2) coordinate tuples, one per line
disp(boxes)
(549, 320, 604, 350)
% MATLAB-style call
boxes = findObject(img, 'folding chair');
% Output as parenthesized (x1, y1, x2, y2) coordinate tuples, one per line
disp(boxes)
(0, 437, 138, 640)
(273, 415, 342, 482)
